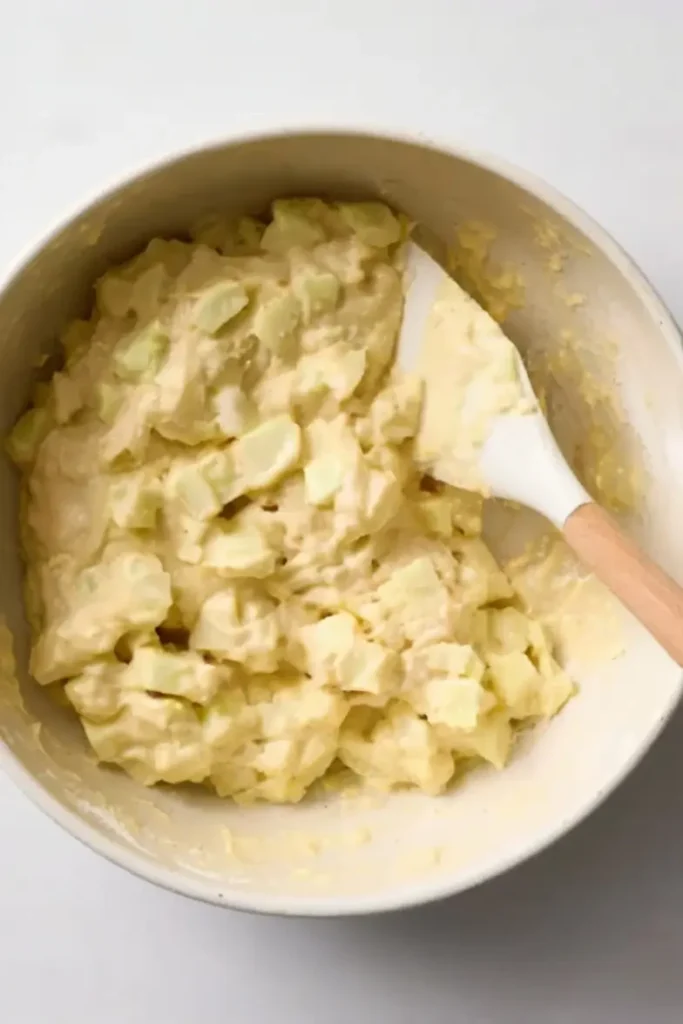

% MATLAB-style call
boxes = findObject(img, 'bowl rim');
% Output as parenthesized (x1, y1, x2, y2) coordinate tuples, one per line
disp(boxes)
(1, 124, 682, 917)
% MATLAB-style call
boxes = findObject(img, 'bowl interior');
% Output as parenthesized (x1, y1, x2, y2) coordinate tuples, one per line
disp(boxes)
(0, 132, 681, 914)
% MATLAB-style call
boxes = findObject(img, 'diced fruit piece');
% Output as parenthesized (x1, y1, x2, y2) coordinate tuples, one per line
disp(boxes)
(485, 607, 531, 654)
(30, 552, 172, 685)
(6, 407, 50, 466)
(171, 515, 209, 565)
(538, 668, 575, 718)
(304, 415, 392, 528)
(487, 651, 540, 718)
(377, 557, 443, 612)
(304, 453, 346, 506)
(422, 676, 487, 731)
(405, 641, 485, 683)
(404, 643, 489, 731)
(209, 673, 346, 803)
(129, 264, 167, 320)
(115, 552, 173, 626)
(200, 449, 244, 504)
(202, 522, 275, 578)
(64, 659, 124, 722)
(101, 388, 156, 464)
(110, 469, 162, 529)
(372, 557, 453, 647)
(202, 687, 257, 752)
(82, 691, 210, 785)
(447, 709, 513, 769)
(114, 629, 161, 661)
(512, 619, 575, 718)
(134, 238, 192, 277)
(416, 496, 453, 538)
(191, 588, 280, 671)
(232, 415, 301, 491)
(174, 246, 226, 294)
(299, 614, 399, 697)
(260, 199, 328, 254)
(96, 382, 126, 425)
(96, 274, 132, 317)
(369, 375, 423, 443)
(166, 461, 223, 520)
(305, 414, 359, 459)
(165, 449, 244, 520)
(299, 613, 358, 677)
(339, 702, 454, 795)
(485, 614, 577, 720)
(152, 333, 208, 437)
(363, 468, 400, 531)
(52, 372, 83, 424)
(450, 488, 483, 536)
(337, 202, 402, 247)
(192, 281, 249, 334)
(337, 637, 400, 696)
(292, 268, 340, 322)
(213, 384, 255, 437)
(114, 321, 169, 382)
(251, 367, 295, 417)
(295, 345, 366, 405)
(253, 291, 301, 357)
(453, 537, 513, 604)
(61, 319, 92, 362)
(124, 647, 223, 705)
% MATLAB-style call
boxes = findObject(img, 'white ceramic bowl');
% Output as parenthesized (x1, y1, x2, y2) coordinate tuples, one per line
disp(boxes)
(1, 130, 682, 916)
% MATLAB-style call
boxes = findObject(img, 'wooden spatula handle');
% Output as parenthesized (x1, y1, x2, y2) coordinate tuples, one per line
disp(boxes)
(563, 502, 683, 666)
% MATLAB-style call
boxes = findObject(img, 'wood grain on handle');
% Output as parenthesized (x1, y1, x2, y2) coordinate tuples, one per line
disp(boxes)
(564, 502, 683, 666)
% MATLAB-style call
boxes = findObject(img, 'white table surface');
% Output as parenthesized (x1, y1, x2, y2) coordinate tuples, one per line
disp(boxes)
(3, 1, 683, 1020)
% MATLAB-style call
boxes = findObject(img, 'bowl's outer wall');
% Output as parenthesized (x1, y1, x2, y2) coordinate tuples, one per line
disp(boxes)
(1, 131, 682, 915)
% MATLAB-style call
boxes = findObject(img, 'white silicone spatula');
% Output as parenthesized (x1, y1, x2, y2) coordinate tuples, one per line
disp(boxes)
(400, 244, 683, 666)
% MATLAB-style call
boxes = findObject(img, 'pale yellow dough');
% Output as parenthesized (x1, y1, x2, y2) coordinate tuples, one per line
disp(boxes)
(8, 199, 574, 804)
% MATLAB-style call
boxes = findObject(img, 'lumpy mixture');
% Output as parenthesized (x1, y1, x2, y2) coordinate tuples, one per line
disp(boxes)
(8, 199, 573, 804)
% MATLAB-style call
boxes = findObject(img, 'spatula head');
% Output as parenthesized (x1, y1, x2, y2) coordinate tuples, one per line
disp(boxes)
(399, 243, 590, 526)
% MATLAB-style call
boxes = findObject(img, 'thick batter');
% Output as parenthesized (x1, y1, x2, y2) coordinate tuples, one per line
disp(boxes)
(8, 199, 573, 804)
